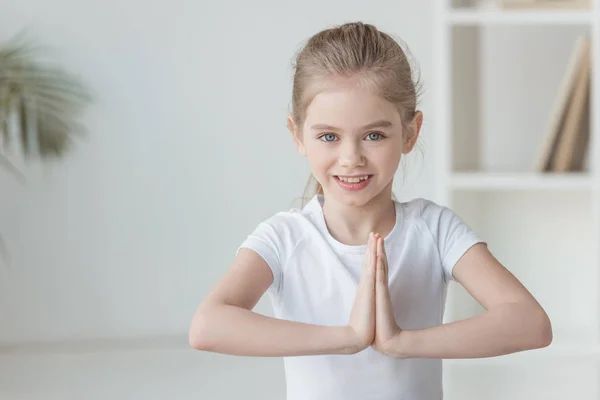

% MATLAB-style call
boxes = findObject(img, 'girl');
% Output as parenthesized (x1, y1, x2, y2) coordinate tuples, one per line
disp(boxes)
(189, 21, 552, 400)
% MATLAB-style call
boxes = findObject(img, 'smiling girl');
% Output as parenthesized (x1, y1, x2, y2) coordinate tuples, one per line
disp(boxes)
(189, 21, 552, 400)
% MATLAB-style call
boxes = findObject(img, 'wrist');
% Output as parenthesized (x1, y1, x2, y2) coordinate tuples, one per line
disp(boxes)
(383, 329, 410, 358)
(341, 325, 367, 354)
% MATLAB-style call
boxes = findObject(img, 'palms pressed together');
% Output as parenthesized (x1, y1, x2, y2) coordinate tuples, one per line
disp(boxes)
(349, 232, 401, 355)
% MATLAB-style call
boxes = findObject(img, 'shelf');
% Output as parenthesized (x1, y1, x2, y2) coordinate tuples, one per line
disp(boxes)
(439, 1, 600, 397)
(450, 172, 592, 190)
(1, 335, 598, 363)
(448, 10, 595, 25)
(0, 334, 190, 355)
(449, 25, 592, 173)
(444, 342, 600, 366)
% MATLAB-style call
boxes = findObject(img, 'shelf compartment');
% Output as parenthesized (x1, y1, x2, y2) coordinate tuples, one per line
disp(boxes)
(444, 190, 599, 344)
(450, 24, 592, 173)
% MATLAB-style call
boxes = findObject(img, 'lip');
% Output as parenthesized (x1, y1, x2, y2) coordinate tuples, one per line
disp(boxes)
(334, 175, 373, 191)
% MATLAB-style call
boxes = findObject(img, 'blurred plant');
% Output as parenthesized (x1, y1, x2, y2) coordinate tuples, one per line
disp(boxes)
(1, 30, 92, 174)
(1, 30, 92, 264)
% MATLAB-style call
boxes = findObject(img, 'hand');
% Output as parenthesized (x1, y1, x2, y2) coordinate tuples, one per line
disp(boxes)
(372, 233, 402, 355)
(347, 232, 377, 353)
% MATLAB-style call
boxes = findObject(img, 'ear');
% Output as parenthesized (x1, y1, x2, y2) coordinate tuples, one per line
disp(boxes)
(402, 110, 423, 154)
(288, 115, 306, 157)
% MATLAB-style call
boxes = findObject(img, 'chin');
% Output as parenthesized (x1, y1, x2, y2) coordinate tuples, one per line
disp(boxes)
(329, 188, 377, 207)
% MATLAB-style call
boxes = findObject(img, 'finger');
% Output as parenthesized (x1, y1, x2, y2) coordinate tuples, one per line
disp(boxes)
(363, 233, 376, 282)
(367, 232, 377, 271)
(377, 236, 388, 286)
(375, 239, 392, 315)
(363, 233, 372, 272)
(379, 236, 389, 280)
(372, 233, 378, 265)
(375, 237, 396, 327)
(376, 237, 386, 286)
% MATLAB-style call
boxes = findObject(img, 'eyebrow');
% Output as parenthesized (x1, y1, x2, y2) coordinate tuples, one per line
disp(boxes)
(310, 120, 394, 131)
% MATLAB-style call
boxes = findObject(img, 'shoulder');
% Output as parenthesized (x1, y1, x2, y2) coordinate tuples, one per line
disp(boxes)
(243, 198, 319, 248)
(255, 203, 314, 236)
(398, 197, 452, 223)
(400, 197, 484, 279)
(398, 197, 474, 242)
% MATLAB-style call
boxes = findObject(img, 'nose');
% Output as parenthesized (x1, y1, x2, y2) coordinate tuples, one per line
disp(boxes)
(338, 140, 366, 169)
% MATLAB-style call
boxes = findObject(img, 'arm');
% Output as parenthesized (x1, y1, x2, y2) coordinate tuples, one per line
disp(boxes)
(189, 248, 360, 356)
(383, 243, 553, 359)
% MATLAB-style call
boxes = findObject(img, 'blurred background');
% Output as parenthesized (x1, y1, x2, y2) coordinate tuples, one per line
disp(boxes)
(1, 0, 599, 399)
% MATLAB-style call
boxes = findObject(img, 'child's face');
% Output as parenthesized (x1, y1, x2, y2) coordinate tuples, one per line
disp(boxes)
(289, 84, 421, 207)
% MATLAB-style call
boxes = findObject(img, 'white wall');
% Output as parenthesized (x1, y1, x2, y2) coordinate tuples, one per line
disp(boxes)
(0, 0, 434, 398)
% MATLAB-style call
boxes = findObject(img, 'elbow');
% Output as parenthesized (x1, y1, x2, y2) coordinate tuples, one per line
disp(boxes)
(188, 329, 208, 352)
(530, 309, 553, 349)
(537, 313, 553, 348)
(188, 308, 215, 351)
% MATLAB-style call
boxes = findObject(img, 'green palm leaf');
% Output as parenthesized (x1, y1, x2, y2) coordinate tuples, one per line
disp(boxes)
(0, 30, 92, 163)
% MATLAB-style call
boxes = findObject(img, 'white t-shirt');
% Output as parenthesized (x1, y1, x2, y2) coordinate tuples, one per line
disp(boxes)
(238, 194, 484, 400)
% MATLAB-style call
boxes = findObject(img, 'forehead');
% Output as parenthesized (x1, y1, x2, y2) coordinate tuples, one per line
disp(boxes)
(304, 86, 401, 130)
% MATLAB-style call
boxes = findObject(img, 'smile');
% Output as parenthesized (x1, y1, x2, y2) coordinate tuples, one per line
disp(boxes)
(335, 175, 371, 183)
(334, 175, 373, 191)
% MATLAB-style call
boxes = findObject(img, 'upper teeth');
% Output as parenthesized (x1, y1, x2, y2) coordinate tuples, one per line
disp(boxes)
(338, 176, 369, 183)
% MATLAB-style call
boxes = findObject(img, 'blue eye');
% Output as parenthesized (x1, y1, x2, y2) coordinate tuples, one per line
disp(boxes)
(366, 132, 383, 141)
(320, 133, 337, 142)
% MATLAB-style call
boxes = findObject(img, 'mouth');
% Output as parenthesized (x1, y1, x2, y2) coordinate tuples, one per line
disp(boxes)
(334, 175, 373, 191)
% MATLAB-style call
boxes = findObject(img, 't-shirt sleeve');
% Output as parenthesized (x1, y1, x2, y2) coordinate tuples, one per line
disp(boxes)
(420, 200, 486, 282)
(236, 218, 285, 294)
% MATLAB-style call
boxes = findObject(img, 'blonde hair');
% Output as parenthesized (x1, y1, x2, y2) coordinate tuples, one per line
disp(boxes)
(290, 22, 423, 205)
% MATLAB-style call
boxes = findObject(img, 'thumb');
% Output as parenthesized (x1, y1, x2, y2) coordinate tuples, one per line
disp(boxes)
(375, 235, 388, 287)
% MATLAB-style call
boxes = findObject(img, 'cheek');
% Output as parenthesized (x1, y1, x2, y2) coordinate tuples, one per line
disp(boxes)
(305, 144, 332, 172)
(306, 143, 328, 159)
(369, 144, 402, 169)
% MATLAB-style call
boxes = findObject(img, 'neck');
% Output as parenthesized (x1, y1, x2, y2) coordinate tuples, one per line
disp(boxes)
(320, 183, 397, 246)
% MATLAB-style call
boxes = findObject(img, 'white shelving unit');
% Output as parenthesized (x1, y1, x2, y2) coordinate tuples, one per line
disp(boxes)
(434, 1, 600, 399)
